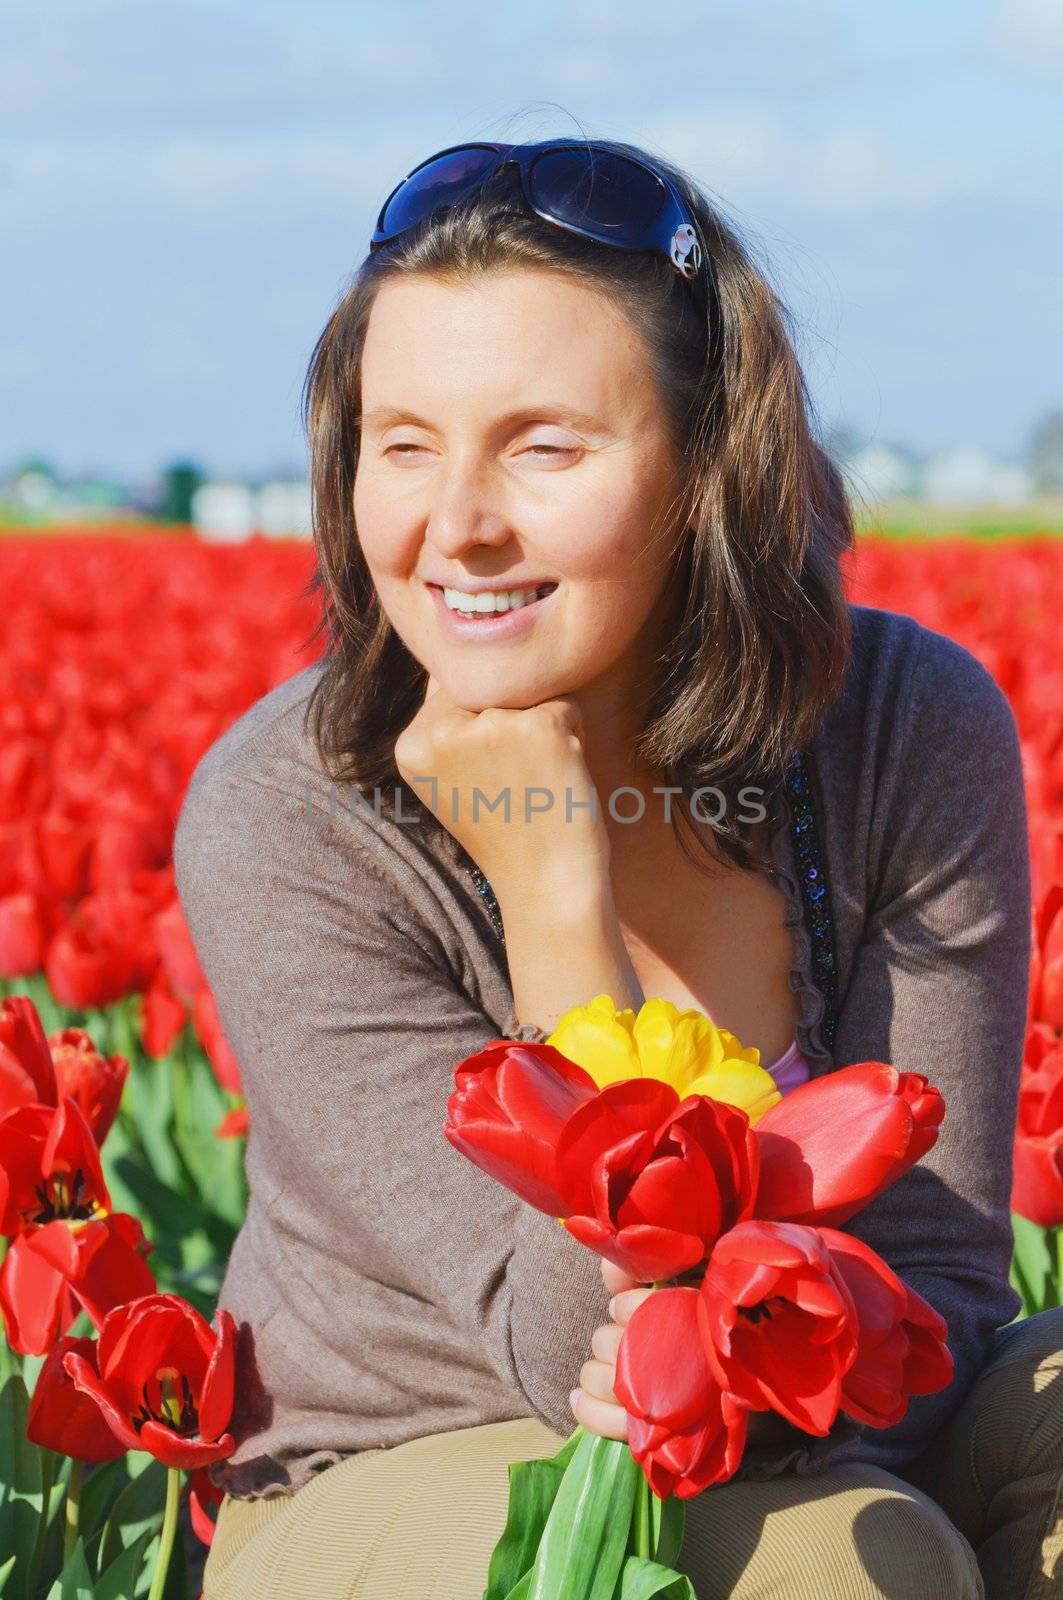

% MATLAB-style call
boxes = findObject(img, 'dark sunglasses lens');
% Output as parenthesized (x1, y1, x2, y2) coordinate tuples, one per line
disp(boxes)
(528, 150, 666, 237)
(379, 147, 499, 236)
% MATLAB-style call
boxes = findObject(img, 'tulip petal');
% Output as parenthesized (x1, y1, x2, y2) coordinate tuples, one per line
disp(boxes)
(614, 1286, 718, 1430)
(197, 1309, 237, 1442)
(137, 1418, 236, 1470)
(0, 1232, 77, 1353)
(63, 1349, 146, 1455)
(754, 1062, 940, 1226)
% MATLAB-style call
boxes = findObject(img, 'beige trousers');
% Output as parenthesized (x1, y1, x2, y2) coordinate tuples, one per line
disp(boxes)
(202, 1306, 1063, 1599)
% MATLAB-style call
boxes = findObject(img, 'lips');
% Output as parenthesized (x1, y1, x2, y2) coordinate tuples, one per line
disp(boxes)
(427, 579, 559, 638)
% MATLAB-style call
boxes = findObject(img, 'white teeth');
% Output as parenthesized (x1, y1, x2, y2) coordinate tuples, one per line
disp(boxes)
(442, 585, 550, 615)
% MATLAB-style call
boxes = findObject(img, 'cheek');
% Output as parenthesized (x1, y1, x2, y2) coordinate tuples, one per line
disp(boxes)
(352, 479, 417, 582)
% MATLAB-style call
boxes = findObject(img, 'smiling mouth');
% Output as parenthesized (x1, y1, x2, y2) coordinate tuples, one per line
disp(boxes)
(429, 582, 559, 616)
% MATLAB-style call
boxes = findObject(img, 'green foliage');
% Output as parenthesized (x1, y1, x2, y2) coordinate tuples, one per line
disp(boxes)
(0, 1371, 43, 1600)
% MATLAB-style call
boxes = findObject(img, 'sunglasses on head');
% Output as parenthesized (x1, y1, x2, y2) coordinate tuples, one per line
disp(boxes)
(369, 139, 717, 315)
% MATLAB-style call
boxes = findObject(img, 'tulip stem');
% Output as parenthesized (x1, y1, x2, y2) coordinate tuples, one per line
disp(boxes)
(633, 1471, 652, 1559)
(148, 1466, 183, 1600)
(172, 1024, 192, 1135)
(114, 992, 139, 1068)
(63, 1457, 82, 1564)
(29, 1448, 57, 1594)
(1056, 1227, 1063, 1307)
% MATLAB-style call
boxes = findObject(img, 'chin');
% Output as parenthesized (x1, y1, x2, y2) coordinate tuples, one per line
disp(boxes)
(443, 669, 565, 713)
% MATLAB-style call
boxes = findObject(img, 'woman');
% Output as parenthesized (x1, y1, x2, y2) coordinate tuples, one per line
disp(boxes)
(175, 136, 1063, 1597)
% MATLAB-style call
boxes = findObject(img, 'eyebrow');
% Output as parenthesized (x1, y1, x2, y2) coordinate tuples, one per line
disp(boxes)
(360, 403, 610, 434)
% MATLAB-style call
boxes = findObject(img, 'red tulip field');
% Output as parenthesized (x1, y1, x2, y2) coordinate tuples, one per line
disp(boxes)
(1, 528, 1062, 1596)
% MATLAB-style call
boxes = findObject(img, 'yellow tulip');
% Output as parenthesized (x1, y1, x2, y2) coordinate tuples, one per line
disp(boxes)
(545, 993, 781, 1125)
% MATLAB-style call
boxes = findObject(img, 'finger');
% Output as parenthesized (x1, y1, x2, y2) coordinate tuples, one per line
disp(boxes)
(608, 1286, 657, 1325)
(569, 1382, 629, 1442)
(599, 1257, 645, 1296)
(590, 1322, 623, 1364)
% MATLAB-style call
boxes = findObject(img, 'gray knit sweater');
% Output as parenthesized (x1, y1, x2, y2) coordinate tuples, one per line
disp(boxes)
(173, 603, 1030, 1502)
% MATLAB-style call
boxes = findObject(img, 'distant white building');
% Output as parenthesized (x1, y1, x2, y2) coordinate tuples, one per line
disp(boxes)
(257, 479, 312, 538)
(191, 482, 257, 542)
(842, 444, 917, 502)
(191, 479, 312, 541)
(922, 448, 1033, 505)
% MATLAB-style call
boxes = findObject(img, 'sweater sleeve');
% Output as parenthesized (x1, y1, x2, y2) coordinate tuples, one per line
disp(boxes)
(172, 753, 613, 1440)
(827, 624, 1030, 1470)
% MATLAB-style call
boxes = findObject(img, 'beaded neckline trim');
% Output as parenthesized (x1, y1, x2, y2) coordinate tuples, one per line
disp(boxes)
(782, 749, 838, 1049)
(463, 747, 839, 1050)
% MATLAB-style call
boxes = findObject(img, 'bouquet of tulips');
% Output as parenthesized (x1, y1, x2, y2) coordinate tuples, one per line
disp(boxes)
(445, 994, 955, 1600)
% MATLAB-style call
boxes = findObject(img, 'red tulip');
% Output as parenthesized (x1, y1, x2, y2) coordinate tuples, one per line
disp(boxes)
(1011, 1041, 1063, 1226)
(698, 1220, 858, 1436)
(613, 1284, 748, 1499)
(556, 1087, 759, 1280)
(0, 892, 46, 977)
(188, 1466, 225, 1547)
(27, 1335, 127, 1462)
(444, 1040, 603, 1214)
(152, 897, 207, 1001)
(142, 966, 189, 1060)
(819, 1228, 953, 1427)
(0, 1099, 108, 1238)
(1033, 884, 1063, 1030)
(753, 1062, 944, 1227)
(446, 1041, 760, 1280)
(0, 995, 56, 1119)
(216, 1105, 249, 1139)
(44, 917, 138, 1009)
(36, 801, 95, 900)
(48, 1027, 128, 1145)
(0, 1209, 156, 1354)
(192, 988, 244, 1099)
(0, 1100, 155, 1353)
(63, 1294, 237, 1470)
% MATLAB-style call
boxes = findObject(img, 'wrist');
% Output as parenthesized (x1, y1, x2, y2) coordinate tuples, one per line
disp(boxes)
(497, 856, 615, 929)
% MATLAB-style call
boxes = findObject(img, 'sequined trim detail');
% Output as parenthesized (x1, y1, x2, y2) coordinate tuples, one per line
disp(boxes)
(467, 863, 505, 944)
(464, 751, 839, 1047)
(782, 749, 839, 1048)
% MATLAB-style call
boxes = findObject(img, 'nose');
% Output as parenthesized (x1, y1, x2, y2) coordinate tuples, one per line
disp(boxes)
(423, 457, 515, 561)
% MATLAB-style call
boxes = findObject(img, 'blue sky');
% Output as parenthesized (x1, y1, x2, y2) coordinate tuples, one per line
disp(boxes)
(3, 0, 1060, 478)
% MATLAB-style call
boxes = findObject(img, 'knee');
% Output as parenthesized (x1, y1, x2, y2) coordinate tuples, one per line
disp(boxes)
(684, 1465, 981, 1599)
(971, 1308, 1063, 1483)
(849, 1475, 983, 1599)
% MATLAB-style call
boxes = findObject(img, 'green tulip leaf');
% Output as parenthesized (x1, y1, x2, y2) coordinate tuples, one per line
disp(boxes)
(44, 1538, 94, 1600)
(0, 1372, 44, 1600)
(616, 1556, 698, 1599)
(94, 1526, 154, 1600)
(97, 1457, 166, 1568)
(648, 1492, 685, 1571)
(1011, 1212, 1054, 1313)
(525, 1430, 640, 1600)
(483, 1457, 571, 1599)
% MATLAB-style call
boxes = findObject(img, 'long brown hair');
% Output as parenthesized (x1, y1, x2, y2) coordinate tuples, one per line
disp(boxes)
(299, 135, 853, 875)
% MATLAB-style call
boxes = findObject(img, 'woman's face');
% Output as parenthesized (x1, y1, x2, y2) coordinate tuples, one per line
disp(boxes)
(354, 269, 688, 713)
